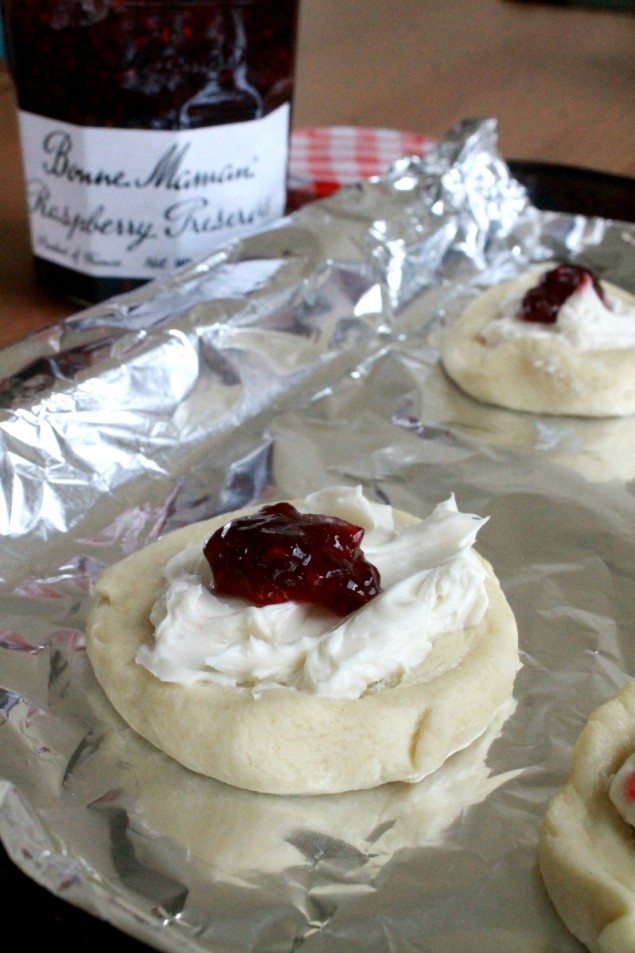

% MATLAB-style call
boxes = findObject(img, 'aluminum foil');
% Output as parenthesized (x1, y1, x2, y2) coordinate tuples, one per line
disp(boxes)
(1, 118, 634, 952)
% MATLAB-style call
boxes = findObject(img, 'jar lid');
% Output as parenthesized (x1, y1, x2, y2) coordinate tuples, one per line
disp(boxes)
(288, 126, 433, 209)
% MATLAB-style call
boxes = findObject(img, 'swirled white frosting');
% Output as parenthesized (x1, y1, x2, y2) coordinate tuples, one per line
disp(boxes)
(481, 272, 635, 351)
(137, 486, 489, 700)
(609, 752, 635, 827)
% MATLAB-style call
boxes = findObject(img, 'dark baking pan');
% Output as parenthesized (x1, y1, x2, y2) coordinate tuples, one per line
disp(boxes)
(509, 159, 635, 222)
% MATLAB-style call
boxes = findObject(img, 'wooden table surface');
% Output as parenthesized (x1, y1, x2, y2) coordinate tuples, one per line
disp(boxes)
(1, 0, 634, 350)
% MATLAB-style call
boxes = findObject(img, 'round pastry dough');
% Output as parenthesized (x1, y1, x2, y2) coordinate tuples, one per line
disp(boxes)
(441, 267, 635, 418)
(87, 503, 519, 795)
(539, 684, 635, 953)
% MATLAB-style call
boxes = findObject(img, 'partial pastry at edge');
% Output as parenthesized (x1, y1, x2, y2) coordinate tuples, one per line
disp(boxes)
(539, 683, 635, 953)
(87, 486, 519, 795)
(441, 263, 635, 418)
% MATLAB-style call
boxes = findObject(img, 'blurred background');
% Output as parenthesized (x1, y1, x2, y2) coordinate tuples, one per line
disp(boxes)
(290, 0, 634, 173)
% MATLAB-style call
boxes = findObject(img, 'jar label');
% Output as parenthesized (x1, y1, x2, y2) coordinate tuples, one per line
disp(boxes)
(18, 105, 290, 279)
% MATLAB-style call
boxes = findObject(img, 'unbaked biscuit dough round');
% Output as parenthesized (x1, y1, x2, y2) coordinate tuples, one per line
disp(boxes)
(87, 503, 519, 795)
(539, 684, 635, 953)
(441, 267, 635, 418)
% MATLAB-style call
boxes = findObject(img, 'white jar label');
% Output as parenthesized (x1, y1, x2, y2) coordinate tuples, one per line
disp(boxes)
(18, 104, 290, 279)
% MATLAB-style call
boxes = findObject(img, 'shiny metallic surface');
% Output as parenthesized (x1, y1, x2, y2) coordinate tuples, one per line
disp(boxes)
(0, 119, 633, 952)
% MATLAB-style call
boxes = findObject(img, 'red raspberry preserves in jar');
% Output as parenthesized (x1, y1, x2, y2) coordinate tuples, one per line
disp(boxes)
(204, 502, 382, 617)
(2, 0, 298, 303)
(518, 264, 606, 324)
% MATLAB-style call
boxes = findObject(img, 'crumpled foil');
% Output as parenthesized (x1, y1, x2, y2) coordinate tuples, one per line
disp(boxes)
(1, 118, 633, 953)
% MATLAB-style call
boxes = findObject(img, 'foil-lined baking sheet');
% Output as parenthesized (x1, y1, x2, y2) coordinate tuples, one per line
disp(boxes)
(1, 119, 633, 952)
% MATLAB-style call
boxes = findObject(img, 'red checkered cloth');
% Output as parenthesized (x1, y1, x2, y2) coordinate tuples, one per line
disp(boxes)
(288, 126, 434, 209)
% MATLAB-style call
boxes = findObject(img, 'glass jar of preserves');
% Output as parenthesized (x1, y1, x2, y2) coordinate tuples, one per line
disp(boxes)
(1, 0, 299, 303)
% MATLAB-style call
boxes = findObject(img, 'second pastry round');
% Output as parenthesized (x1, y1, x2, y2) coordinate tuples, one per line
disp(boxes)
(441, 267, 635, 418)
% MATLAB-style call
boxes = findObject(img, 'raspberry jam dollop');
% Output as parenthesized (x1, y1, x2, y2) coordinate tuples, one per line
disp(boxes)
(624, 771, 635, 803)
(203, 503, 381, 617)
(518, 264, 606, 324)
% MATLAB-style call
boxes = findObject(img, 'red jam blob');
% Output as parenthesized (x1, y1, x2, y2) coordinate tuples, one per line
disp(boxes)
(203, 502, 381, 617)
(624, 771, 635, 803)
(517, 264, 606, 324)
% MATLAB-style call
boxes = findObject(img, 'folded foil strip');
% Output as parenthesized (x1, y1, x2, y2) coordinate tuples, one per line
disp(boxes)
(1, 119, 633, 952)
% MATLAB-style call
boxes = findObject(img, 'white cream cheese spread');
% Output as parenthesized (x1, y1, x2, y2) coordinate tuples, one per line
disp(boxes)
(609, 752, 635, 827)
(137, 486, 490, 700)
(481, 273, 635, 351)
